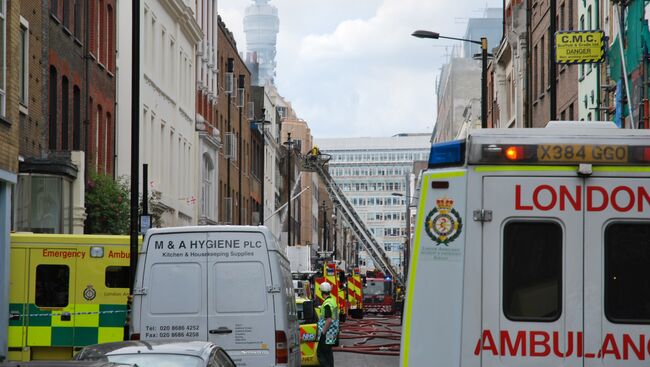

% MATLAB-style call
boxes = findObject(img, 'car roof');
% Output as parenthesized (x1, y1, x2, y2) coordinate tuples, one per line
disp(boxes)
(79, 340, 218, 360)
(1, 362, 133, 367)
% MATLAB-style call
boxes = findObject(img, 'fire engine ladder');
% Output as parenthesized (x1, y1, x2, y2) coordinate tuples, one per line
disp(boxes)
(303, 155, 403, 287)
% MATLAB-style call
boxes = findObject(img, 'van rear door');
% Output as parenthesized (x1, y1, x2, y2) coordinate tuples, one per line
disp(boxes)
(584, 177, 650, 367)
(481, 176, 583, 367)
(138, 232, 209, 341)
(206, 231, 275, 366)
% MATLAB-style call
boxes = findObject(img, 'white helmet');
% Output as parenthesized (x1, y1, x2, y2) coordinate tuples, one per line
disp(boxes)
(319, 282, 332, 293)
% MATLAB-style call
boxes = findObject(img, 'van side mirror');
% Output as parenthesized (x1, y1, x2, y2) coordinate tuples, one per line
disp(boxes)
(303, 301, 315, 322)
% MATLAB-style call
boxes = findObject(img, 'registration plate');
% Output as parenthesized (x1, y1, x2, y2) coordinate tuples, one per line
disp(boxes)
(537, 144, 628, 163)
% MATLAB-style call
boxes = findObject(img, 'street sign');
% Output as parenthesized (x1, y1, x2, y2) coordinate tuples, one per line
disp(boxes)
(555, 30, 605, 64)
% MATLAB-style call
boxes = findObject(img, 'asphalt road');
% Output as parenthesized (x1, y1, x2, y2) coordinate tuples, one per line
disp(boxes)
(333, 315, 401, 367)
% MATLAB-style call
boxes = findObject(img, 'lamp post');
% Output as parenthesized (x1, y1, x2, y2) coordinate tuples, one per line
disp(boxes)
(412, 30, 488, 129)
(284, 133, 294, 246)
(251, 108, 271, 225)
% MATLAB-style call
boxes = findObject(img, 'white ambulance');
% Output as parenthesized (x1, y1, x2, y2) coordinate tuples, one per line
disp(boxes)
(401, 122, 650, 367)
(130, 226, 300, 367)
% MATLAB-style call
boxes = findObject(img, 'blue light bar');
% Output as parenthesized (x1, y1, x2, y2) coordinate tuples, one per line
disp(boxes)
(428, 140, 466, 168)
(384, 276, 392, 281)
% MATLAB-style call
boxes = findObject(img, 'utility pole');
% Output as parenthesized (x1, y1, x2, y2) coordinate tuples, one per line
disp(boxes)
(286, 133, 293, 246)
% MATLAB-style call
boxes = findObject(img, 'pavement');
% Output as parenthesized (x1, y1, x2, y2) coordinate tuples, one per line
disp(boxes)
(333, 315, 401, 367)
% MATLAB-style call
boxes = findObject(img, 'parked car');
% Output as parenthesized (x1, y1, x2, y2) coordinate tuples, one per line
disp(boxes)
(74, 340, 235, 367)
(0, 362, 132, 367)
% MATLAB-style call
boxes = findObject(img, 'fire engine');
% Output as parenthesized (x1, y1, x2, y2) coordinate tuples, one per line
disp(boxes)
(401, 122, 650, 367)
(363, 271, 395, 314)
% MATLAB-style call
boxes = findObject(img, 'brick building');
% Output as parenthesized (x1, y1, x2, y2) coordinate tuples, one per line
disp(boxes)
(216, 17, 253, 225)
(1, 0, 25, 359)
(530, 0, 578, 126)
(13, 0, 116, 234)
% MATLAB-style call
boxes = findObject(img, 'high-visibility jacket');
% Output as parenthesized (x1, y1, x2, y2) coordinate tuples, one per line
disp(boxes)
(317, 295, 339, 345)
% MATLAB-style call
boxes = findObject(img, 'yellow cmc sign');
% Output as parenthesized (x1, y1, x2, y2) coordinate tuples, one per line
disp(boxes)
(555, 30, 605, 64)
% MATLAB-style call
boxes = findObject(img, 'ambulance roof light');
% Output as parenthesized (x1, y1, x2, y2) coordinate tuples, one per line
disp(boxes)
(428, 140, 466, 168)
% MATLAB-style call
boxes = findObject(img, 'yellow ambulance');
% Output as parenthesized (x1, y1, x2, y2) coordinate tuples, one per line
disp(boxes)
(8, 233, 138, 361)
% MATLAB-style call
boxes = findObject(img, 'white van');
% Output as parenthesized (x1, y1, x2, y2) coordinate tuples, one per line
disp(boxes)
(130, 226, 301, 367)
(401, 123, 650, 367)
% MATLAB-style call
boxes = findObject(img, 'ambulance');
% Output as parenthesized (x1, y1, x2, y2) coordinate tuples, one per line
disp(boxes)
(8, 233, 134, 361)
(401, 122, 650, 367)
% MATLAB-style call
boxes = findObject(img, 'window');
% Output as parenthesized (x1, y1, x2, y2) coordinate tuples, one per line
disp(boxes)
(62, 0, 70, 28)
(503, 221, 562, 321)
(20, 18, 28, 107)
(107, 5, 114, 71)
(74, 0, 81, 39)
(73, 86, 81, 149)
(35, 264, 69, 307)
(61, 76, 69, 150)
(605, 223, 650, 323)
(49, 66, 58, 149)
(105, 266, 130, 288)
(539, 36, 546, 94)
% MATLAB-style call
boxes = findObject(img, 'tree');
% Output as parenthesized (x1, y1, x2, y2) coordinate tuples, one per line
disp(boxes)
(85, 172, 170, 234)
(84, 171, 130, 234)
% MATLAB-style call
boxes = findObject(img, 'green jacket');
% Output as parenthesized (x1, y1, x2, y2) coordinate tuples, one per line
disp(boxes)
(317, 295, 340, 345)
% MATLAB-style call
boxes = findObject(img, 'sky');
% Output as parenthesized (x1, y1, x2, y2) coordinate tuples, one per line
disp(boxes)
(218, 0, 502, 138)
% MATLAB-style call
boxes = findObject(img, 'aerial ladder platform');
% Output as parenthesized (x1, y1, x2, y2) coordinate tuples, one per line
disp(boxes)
(301, 150, 404, 287)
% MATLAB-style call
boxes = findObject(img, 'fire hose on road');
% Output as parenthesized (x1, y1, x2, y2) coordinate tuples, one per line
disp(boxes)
(333, 316, 402, 356)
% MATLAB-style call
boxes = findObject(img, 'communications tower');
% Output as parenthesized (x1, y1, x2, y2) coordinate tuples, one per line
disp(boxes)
(244, 0, 280, 85)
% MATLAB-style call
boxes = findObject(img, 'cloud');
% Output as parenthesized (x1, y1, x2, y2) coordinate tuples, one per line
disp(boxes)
(219, 0, 501, 138)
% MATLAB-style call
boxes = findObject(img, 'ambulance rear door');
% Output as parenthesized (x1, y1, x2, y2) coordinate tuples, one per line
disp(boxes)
(481, 176, 583, 367)
(26, 247, 78, 357)
(583, 177, 650, 367)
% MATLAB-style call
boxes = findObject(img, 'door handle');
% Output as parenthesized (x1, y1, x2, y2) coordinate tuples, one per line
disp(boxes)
(209, 327, 233, 335)
(60, 312, 71, 321)
(9, 311, 20, 321)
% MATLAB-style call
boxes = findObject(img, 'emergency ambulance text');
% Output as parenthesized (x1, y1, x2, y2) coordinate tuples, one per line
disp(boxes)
(474, 329, 650, 360)
(42, 249, 86, 259)
(515, 184, 650, 212)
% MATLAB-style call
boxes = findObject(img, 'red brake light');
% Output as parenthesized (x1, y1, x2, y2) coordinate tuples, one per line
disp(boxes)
(505, 146, 524, 161)
(644, 147, 650, 161)
(275, 330, 288, 364)
(130, 333, 140, 340)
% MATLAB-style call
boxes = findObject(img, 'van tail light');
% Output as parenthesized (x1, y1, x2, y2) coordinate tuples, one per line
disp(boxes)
(644, 147, 650, 161)
(275, 330, 288, 364)
(505, 146, 524, 161)
(130, 333, 140, 340)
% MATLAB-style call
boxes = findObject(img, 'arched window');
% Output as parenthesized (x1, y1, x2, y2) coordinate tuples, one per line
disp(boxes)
(98, 0, 105, 63)
(201, 153, 215, 219)
(61, 76, 69, 150)
(107, 4, 114, 72)
(49, 66, 58, 149)
(73, 86, 81, 150)
(105, 112, 112, 174)
(95, 104, 103, 170)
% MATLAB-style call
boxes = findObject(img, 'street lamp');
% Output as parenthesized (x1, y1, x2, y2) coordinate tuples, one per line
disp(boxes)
(283, 133, 294, 246)
(412, 30, 488, 129)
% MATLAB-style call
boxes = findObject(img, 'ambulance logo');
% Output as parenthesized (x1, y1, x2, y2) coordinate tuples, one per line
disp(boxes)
(425, 197, 462, 246)
(83, 284, 96, 301)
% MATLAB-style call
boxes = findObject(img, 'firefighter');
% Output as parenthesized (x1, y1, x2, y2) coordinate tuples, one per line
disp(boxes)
(317, 282, 339, 367)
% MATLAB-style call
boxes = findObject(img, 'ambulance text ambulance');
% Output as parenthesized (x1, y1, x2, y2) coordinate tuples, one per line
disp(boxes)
(400, 122, 650, 367)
